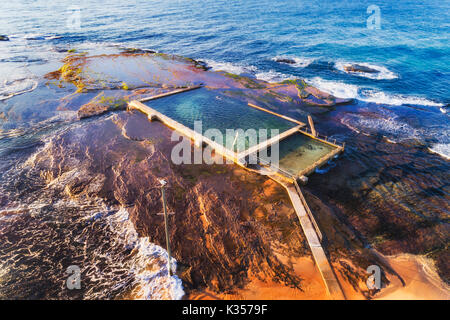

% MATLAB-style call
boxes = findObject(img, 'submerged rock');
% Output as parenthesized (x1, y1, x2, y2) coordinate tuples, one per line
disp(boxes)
(121, 47, 156, 54)
(0, 35, 9, 41)
(344, 64, 380, 74)
(185, 58, 211, 71)
(274, 57, 297, 64)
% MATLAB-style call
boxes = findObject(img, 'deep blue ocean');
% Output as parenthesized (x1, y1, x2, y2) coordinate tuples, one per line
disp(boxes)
(0, 0, 448, 299)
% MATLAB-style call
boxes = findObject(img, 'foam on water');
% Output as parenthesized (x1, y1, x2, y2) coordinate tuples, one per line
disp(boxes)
(306, 77, 445, 107)
(106, 207, 184, 300)
(272, 55, 315, 68)
(202, 59, 257, 75)
(0, 124, 185, 299)
(0, 78, 38, 101)
(306, 77, 359, 99)
(202, 59, 296, 83)
(341, 109, 450, 160)
(428, 143, 450, 160)
(255, 70, 297, 83)
(340, 112, 421, 143)
(360, 89, 445, 107)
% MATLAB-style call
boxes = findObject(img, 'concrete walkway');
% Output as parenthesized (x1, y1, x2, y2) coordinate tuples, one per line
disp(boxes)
(265, 172, 345, 300)
(285, 184, 345, 300)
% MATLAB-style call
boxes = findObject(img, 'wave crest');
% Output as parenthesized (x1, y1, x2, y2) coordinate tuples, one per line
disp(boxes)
(306, 77, 444, 107)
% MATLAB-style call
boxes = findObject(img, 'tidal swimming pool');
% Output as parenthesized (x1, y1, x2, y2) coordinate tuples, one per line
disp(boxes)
(144, 88, 297, 152)
(260, 133, 338, 176)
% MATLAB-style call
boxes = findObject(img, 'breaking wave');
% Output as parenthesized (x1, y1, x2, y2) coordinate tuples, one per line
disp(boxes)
(0, 133, 184, 300)
(105, 207, 184, 300)
(202, 59, 257, 75)
(254, 69, 297, 83)
(341, 110, 449, 160)
(340, 112, 421, 143)
(202, 59, 297, 83)
(428, 143, 450, 160)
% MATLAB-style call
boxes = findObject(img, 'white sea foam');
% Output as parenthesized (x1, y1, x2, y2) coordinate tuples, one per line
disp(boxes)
(341, 110, 450, 161)
(202, 59, 257, 75)
(428, 143, 450, 160)
(106, 207, 185, 300)
(306, 77, 359, 99)
(0, 78, 38, 101)
(340, 113, 421, 143)
(203, 59, 297, 83)
(272, 55, 315, 68)
(360, 89, 445, 107)
(305, 77, 444, 107)
(254, 69, 297, 83)
(335, 61, 398, 80)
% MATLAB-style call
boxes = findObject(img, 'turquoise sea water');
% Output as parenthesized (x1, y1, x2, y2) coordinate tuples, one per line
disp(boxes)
(0, 0, 449, 299)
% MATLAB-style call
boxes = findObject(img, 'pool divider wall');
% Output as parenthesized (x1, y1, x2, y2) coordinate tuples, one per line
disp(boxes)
(139, 85, 203, 103)
(248, 102, 306, 126)
(237, 125, 304, 162)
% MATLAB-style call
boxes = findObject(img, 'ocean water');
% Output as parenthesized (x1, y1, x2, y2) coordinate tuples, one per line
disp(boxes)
(1, 0, 448, 154)
(0, 0, 449, 298)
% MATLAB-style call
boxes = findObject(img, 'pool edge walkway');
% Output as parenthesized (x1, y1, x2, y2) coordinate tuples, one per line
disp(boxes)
(285, 183, 346, 300)
(252, 168, 346, 300)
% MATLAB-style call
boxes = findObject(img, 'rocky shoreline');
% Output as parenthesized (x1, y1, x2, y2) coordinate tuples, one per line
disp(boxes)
(8, 48, 447, 299)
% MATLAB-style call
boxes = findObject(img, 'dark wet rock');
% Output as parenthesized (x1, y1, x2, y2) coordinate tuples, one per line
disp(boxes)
(274, 57, 296, 64)
(0, 35, 9, 41)
(185, 58, 211, 71)
(305, 132, 450, 285)
(344, 64, 379, 74)
(194, 60, 211, 71)
(121, 47, 156, 54)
